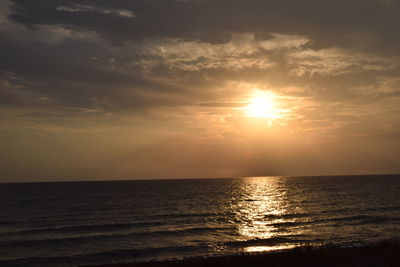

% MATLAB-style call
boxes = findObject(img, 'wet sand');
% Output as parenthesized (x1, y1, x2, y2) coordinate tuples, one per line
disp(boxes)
(85, 242, 400, 267)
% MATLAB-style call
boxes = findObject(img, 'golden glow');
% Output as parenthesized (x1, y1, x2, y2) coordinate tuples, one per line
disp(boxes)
(233, 177, 287, 240)
(244, 90, 281, 119)
(229, 177, 306, 253)
(245, 244, 297, 253)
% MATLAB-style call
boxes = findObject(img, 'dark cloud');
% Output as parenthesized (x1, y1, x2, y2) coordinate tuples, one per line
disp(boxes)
(8, 0, 400, 54)
(0, 33, 193, 112)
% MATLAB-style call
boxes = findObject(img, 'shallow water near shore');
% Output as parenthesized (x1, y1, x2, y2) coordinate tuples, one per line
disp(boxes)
(1, 175, 400, 266)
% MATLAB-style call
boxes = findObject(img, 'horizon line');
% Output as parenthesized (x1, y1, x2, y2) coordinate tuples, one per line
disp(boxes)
(1, 173, 399, 184)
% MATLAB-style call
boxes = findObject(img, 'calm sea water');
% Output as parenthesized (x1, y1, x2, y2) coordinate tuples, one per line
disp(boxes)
(1, 175, 400, 266)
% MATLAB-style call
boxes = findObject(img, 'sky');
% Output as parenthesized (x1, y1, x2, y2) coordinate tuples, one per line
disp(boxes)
(1, 0, 400, 182)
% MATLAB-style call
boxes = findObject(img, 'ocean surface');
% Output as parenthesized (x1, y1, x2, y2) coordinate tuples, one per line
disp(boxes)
(1, 175, 400, 266)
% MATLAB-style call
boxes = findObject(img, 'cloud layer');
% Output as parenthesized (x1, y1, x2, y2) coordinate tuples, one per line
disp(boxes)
(1, 0, 400, 181)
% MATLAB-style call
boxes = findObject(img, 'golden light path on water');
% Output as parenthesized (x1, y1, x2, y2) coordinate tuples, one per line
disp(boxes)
(231, 177, 302, 253)
(244, 245, 297, 253)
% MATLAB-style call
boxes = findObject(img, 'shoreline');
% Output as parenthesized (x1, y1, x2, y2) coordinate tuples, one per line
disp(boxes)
(84, 242, 400, 267)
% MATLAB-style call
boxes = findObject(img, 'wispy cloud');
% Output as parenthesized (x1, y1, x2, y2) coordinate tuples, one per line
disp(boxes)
(56, 4, 135, 18)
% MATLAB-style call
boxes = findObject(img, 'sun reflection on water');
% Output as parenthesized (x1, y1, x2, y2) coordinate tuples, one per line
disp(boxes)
(234, 177, 287, 238)
(230, 177, 301, 252)
(245, 244, 297, 253)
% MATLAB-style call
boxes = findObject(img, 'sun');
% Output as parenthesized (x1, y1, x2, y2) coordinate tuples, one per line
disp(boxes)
(244, 90, 280, 119)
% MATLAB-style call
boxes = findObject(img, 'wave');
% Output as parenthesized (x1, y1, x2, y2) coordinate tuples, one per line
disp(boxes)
(223, 236, 400, 252)
(1, 226, 233, 247)
(0, 221, 165, 236)
(264, 213, 311, 220)
(263, 214, 400, 229)
(0, 243, 212, 266)
(317, 206, 400, 216)
(316, 215, 400, 226)
(223, 236, 300, 247)
(269, 221, 310, 228)
(150, 212, 220, 219)
(0, 220, 17, 226)
(4, 237, 400, 267)
(362, 206, 400, 212)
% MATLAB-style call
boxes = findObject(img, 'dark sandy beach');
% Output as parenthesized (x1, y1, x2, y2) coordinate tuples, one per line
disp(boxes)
(86, 242, 400, 267)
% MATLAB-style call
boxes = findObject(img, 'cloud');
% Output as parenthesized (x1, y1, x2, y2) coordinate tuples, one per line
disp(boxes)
(133, 33, 308, 72)
(288, 48, 398, 77)
(56, 4, 135, 18)
(1, 0, 400, 180)
(7, 0, 400, 54)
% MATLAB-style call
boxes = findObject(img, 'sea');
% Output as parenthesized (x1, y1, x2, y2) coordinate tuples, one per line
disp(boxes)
(1, 175, 400, 266)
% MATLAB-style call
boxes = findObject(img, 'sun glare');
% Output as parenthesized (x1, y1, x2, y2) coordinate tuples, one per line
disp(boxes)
(244, 90, 281, 119)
